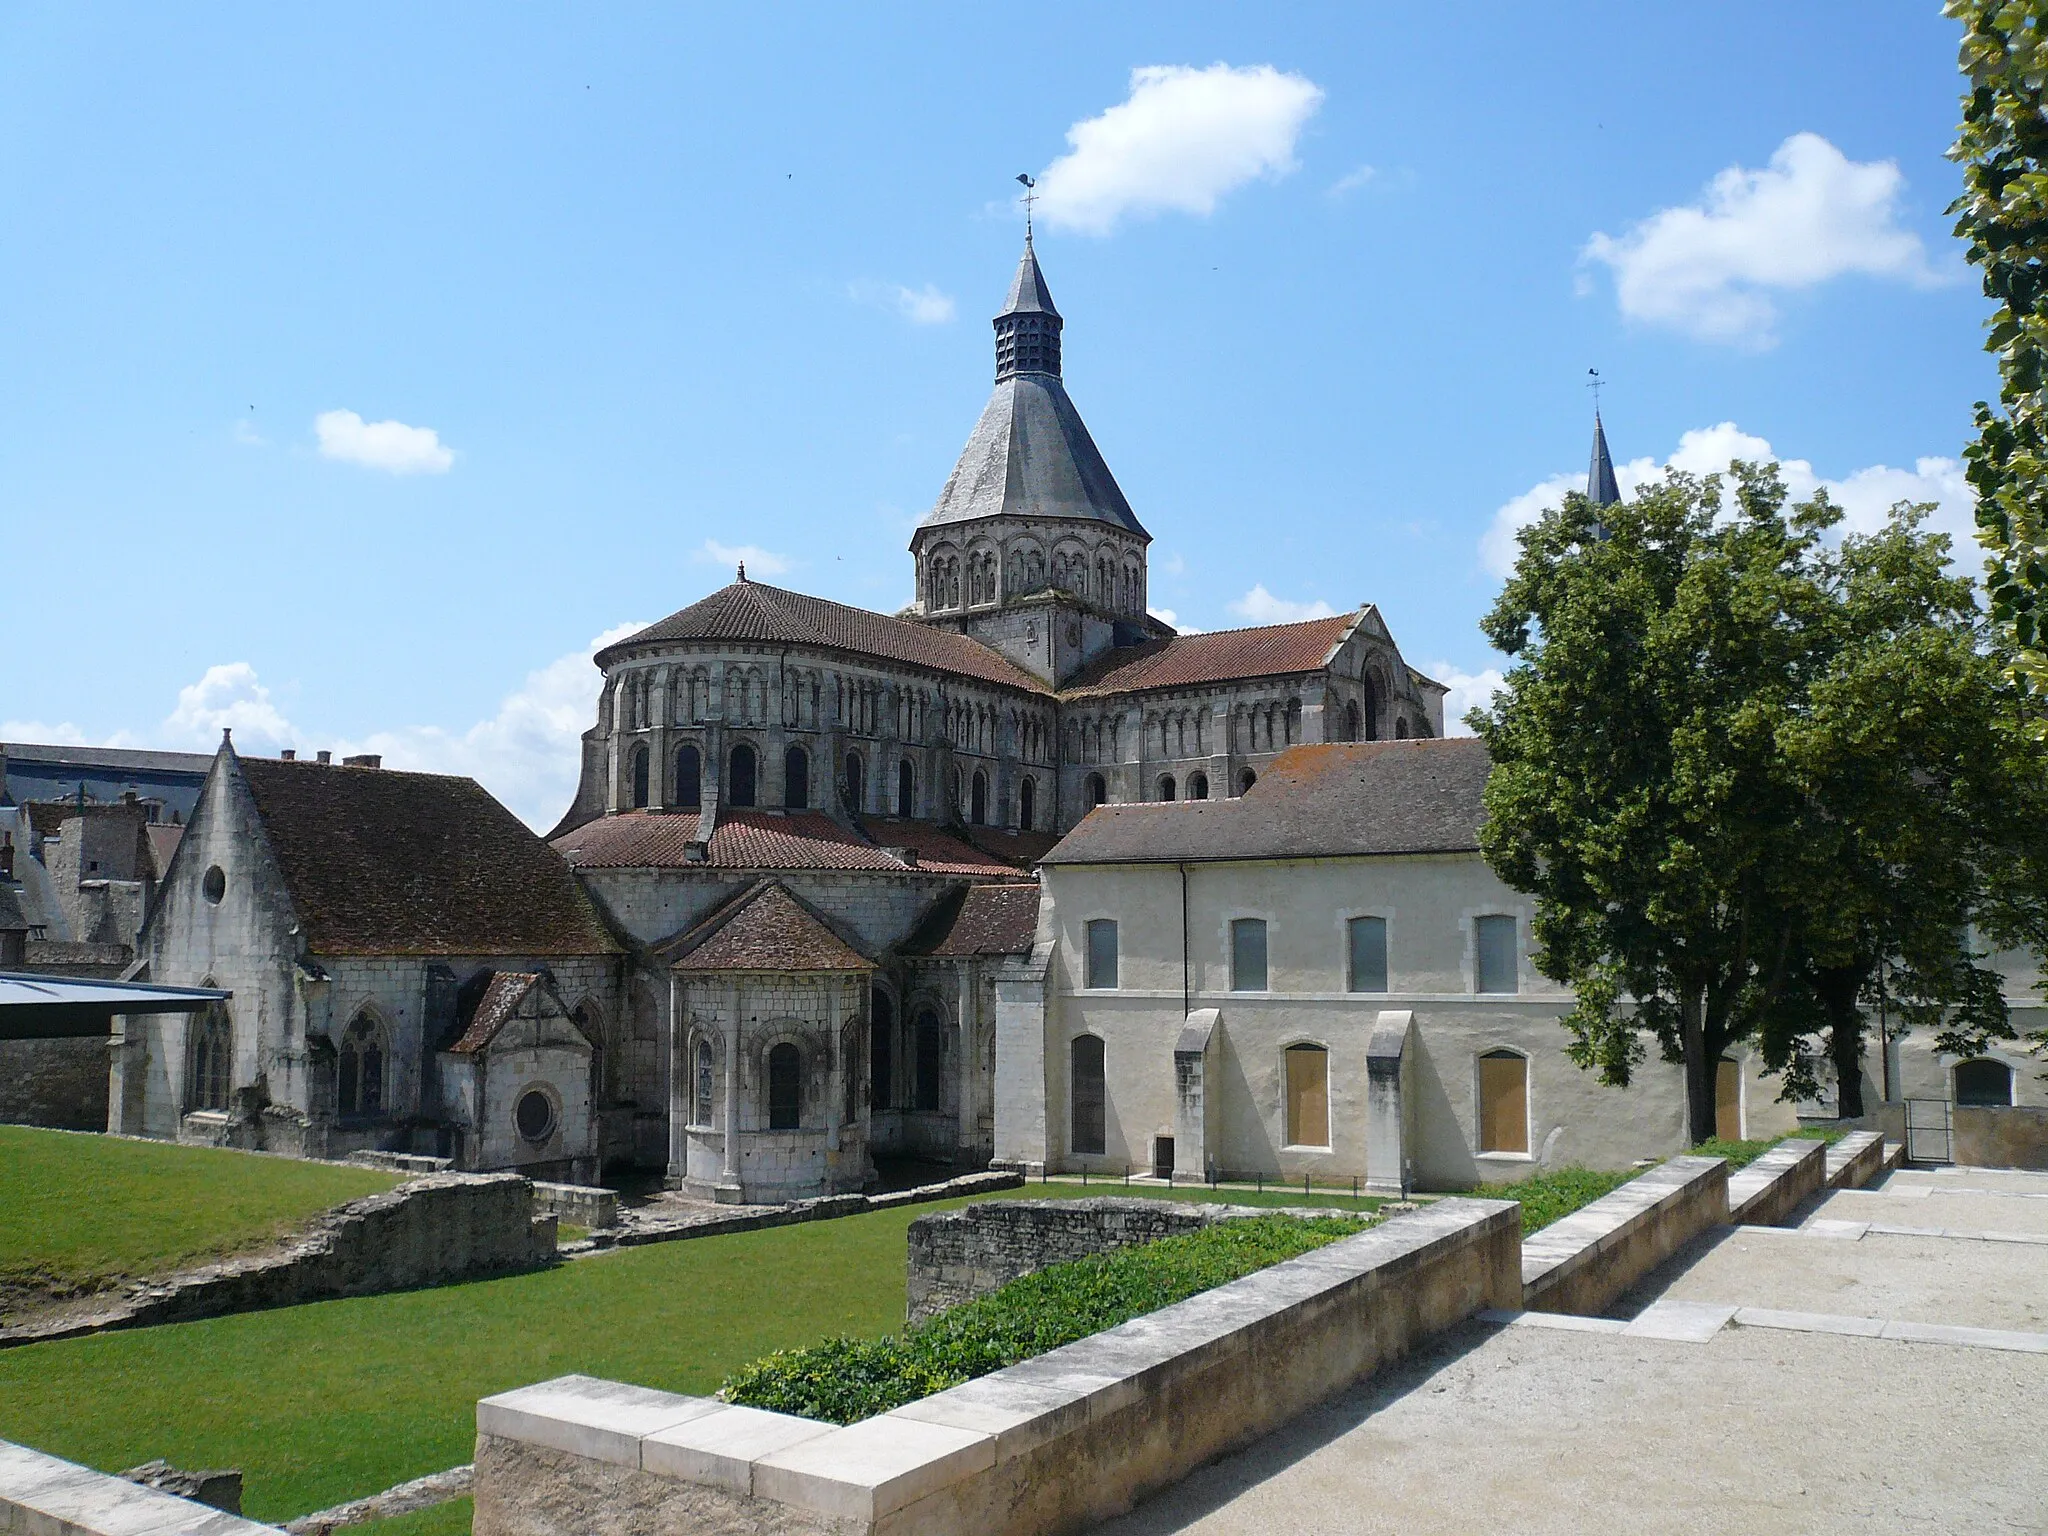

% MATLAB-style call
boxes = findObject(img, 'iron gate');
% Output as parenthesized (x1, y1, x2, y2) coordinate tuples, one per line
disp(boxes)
(1903, 1097, 1952, 1164)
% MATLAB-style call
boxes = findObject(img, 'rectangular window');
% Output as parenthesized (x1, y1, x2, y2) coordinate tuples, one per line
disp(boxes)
(1478, 1051, 1529, 1153)
(1085, 919, 1118, 989)
(1231, 918, 1268, 992)
(1347, 916, 1388, 993)
(1285, 1044, 1329, 1148)
(1475, 915, 1518, 995)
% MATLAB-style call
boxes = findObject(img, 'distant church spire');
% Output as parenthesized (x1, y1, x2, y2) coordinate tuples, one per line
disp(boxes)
(1587, 412, 1620, 507)
(994, 236, 1061, 382)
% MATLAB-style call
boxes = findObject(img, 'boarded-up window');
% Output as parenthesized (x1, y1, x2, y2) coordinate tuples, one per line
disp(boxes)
(1955, 1057, 2013, 1107)
(1284, 1044, 1329, 1147)
(1715, 1057, 1742, 1139)
(1071, 1034, 1106, 1155)
(1348, 916, 1388, 993)
(1475, 916, 1517, 994)
(1479, 1050, 1528, 1153)
(1085, 919, 1118, 989)
(1232, 919, 1268, 992)
(768, 1043, 801, 1130)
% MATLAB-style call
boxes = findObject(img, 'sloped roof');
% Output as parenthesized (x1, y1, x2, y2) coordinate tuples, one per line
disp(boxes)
(558, 810, 904, 872)
(1042, 738, 1493, 865)
(664, 881, 874, 973)
(866, 819, 1040, 878)
(1061, 613, 1358, 698)
(237, 757, 619, 957)
(145, 824, 182, 881)
(1000, 238, 1059, 318)
(0, 882, 28, 935)
(445, 971, 539, 1054)
(595, 580, 1047, 693)
(919, 373, 1146, 537)
(902, 883, 1041, 957)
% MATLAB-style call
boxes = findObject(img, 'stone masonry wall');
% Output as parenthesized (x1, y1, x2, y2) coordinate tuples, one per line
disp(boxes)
(0, 1038, 109, 1130)
(1, 1171, 555, 1347)
(906, 1196, 1269, 1322)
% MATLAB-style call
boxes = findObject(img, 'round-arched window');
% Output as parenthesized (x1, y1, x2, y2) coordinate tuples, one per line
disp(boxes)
(768, 1042, 802, 1130)
(202, 866, 227, 904)
(1086, 773, 1107, 807)
(515, 1088, 558, 1143)
(1955, 1057, 2014, 1107)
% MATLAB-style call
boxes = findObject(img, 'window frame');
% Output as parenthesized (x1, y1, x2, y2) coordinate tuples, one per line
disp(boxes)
(1229, 916, 1270, 994)
(1471, 913, 1520, 996)
(1345, 912, 1390, 995)
(1281, 1040, 1331, 1151)
(766, 1041, 803, 1130)
(1070, 1032, 1107, 1156)
(1083, 917, 1119, 990)
(1475, 1047, 1532, 1159)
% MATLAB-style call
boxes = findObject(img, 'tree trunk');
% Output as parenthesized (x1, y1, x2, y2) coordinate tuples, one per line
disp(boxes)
(1818, 966, 1868, 1120)
(1681, 988, 1716, 1144)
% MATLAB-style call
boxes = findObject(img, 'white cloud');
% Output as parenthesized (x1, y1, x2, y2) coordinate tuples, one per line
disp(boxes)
(163, 663, 296, 749)
(1581, 132, 1944, 346)
(1328, 165, 1377, 197)
(695, 540, 791, 578)
(0, 718, 91, 744)
(1229, 584, 1337, 625)
(232, 418, 266, 446)
(315, 409, 456, 475)
(1480, 421, 1976, 578)
(893, 284, 955, 325)
(1424, 661, 1507, 736)
(1035, 64, 1324, 235)
(1148, 607, 1203, 634)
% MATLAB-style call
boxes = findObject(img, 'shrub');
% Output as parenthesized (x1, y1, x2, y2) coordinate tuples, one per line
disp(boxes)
(722, 1213, 1369, 1424)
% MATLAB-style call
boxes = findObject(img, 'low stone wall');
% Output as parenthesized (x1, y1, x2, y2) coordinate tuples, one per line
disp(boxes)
(0, 1437, 277, 1536)
(1954, 1105, 2048, 1171)
(1727, 1137, 1828, 1226)
(471, 1199, 1521, 1536)
(908, 1198, 1242, 1323)
(1521, 1156, 1728, 1317)
(585, 1169, 1026, 1254)
(1, 1172, 555, 1348)
(347, 1151, 453, 1175)
(0, 1038, 109, 1131)
(533, 1182, 619, 1232)
(1825, 1130, 1890, 1189)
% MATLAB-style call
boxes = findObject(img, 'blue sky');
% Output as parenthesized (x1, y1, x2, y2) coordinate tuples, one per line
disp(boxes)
(1, 4, 1993, 825)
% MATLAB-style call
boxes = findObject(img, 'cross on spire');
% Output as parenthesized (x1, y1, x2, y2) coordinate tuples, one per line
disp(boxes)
(1016, 173, 1037, 239)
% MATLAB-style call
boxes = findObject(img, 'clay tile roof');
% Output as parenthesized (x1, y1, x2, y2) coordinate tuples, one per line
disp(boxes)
(1041, 738, 1493, 865)
(1060, 612, 1358, 699)
(664, 881, 874, 973)
(445, 971, 540, 1054)
(595, 580, 1049, 694)
(555, 809, 908, 872)
(902, 883, 1042, 957)
(145, 824, 182, 881)
(237, 757, 619, 957)
(864, 819, 1036, 878)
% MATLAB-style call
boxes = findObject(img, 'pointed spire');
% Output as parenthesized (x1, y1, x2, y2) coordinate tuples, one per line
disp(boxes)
(1588, 413, 1621, 507)
(994, 237, 1061, 380)
(737, 561, 747, 582)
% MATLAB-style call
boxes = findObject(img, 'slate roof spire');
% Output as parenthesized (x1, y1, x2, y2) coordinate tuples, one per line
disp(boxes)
(1588, 412, 1621, 507)
(994, 236, 1062, 381)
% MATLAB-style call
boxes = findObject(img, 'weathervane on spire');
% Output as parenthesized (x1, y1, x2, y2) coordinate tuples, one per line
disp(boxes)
(1016, 173, 1037, 239)
(1587, 367, 1605, 414)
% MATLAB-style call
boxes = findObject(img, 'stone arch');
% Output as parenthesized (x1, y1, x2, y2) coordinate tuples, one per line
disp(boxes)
(783, 744, 809, 809)
(674, 743, 702, 809)
(190, 994, 232, 1113)
(629, 742, 650, 809)
(729, 742, 758, 807)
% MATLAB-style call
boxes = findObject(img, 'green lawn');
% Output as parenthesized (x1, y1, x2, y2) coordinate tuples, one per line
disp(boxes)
(0, 1128, 396, 1313)
(347, 1498, 473, 1536)
(0, 1198, 972, 1525)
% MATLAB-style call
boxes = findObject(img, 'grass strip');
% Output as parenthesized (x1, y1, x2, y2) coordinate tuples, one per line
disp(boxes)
(723, 1213, 1369, 1425)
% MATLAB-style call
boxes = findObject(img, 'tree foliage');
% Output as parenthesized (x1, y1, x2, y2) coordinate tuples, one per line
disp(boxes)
(1949, 0, 2048, 704)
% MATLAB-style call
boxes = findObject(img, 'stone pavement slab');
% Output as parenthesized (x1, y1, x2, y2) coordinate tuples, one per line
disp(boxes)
(1811, 1185, 2048, 1235)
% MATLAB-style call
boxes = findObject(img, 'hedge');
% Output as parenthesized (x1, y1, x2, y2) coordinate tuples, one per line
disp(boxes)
(721, 1212, 1370, 1424)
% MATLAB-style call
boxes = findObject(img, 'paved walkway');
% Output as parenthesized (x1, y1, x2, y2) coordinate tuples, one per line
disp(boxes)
(1093, 1164, 2048, 1535)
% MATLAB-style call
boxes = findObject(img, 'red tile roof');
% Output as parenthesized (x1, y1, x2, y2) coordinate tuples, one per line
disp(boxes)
(864, 819, 1037, 878)
(665, 881, 874, 972)
(445, 971, 539, 1054)
(903, 883, 1042, 957)
(597, 580, 1049, 694)
(555, 809, 1041, 878)
(1061, 612, 1358, 698)
(237, 757, 619, 957)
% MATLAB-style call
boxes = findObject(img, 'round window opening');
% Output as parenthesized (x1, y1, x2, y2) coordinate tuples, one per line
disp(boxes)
(515, 1089, 557, 1144)
(202, 866, 227, 904)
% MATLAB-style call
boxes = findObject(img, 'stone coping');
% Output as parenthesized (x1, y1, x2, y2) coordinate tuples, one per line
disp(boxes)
(476, 1197, 1518, 1533)
(1522, 1156, 1729, 1316)
(575, 1169, 1025, 1254)
(1727, 1137, 1828, 1227)
(0, 1438, 278, 1536)
(1824, 1130, 1889, 1190)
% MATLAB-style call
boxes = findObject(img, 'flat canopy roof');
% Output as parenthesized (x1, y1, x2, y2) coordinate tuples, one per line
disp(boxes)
(0, 973, 230, 1041)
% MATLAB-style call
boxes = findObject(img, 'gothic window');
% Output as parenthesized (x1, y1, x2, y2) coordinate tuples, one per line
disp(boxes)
(870, 988, 894, 1109)
(729, 743, 758, 807)
(1187, 772, 1208, 800)
(914, 1008, 943, 1112)
(767, 1043, 802, 1130)
(1019, 775, 1036, 831)
(844, 750, 865, 812)
(970, 770, 988, 825)
(1087, 773, 1107, 807)
(784, 746, 809, 809)
(629, 744, 650, 809)
(1157, 775, 1176, 801)
(190, 1002, 231, 1112)
(897, 759, 915, 818)
(675, 744, 702, 809)
(694, 1038, 715, 1125)
(338, 1013, 385, 1119)
(1070, 1034, 1106, 1155)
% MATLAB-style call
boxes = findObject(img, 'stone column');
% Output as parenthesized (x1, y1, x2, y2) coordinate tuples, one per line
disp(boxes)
(1209, 700, 1232, 800)
(1174, 1008, 1221, 1179)
(721, 981, 742, 1187)
(1365, 1009, 1415, 1196)
(1301, 678, 1329, 746)
(825, 979, 842, 1153)
(666, 974, 687, 1182)
(956, 959, 979, 1162)
(650, 664, 674, 810)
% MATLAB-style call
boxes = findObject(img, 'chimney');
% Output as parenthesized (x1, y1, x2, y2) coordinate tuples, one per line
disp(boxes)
(342, 754, 382, 769)
(316, 751, 332, 765)
(280, 749, 296, 761)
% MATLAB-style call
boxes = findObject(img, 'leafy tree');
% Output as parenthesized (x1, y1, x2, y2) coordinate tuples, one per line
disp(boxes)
(1949, 0, 2048, 706)
(1474, 464, 1827, 1143)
